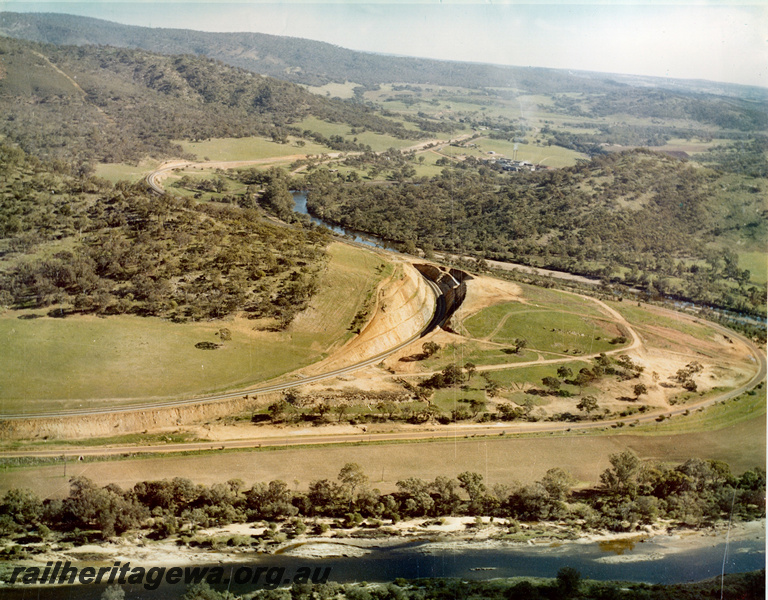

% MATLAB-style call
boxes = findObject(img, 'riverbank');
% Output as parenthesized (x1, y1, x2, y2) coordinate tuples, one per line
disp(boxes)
(2, 517, 763, 585)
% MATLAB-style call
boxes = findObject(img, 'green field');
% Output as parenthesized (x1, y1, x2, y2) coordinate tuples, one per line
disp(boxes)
(464, 308, 621, 355)
(178, 136, 330, 162)
(304, 81, 359, 99)
(297, 116, 418, 152)
(431, 384, 487, 413)
(438, 138, 585, 168)
(94, 161, 161, 183)
(96, 136, 335, 184)
(606, 302, 718, 342)
(484, 362, 592, 389)
(738, 251, 767, 285)
(629, 385, 766, 435)
(461, 284, 624, 356)
(519, 284, 608, 318)
(161, 169, 250, 200)
(411, 151, 450, 178)
(477, 138, 586, 168)
(459, 302, 535, 335)
(648, 137, 727, 155)
(0, 243, 387, 413)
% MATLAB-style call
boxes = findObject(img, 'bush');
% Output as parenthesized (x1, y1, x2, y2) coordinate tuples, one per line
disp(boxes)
(226, 535, 251, 547)
(195, 341, 221, 350)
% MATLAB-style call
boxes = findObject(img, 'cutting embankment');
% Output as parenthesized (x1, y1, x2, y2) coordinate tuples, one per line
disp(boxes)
(0, 245, 434, 439)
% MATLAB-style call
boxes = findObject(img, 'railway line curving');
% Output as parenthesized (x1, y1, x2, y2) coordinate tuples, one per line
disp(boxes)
(2, 272, 764, 454)
(0, 266, 460, 420)
(4, 164, 762, 441)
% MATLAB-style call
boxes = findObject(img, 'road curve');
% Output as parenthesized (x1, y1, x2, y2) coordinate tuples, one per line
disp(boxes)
(145, 158, 320, 195)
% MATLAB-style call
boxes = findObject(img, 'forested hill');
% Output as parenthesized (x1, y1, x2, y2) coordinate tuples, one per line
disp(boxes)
(3, 10, 764, 102)
(306, 149, 767, 316)
(2, 13, 766, 130)
(0, 36, 424, 165)
(0, 12, 626, 91)
(0, 142, 329, 323)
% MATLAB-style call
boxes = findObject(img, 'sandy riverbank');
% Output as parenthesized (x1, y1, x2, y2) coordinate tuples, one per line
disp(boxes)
(1, 517, 762, 580)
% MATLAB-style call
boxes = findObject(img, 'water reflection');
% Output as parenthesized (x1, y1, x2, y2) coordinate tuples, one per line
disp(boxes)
(292, 191, 392, 250)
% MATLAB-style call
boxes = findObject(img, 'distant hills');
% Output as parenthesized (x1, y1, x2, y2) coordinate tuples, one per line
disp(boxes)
(0, 35, 428, 164)
(0, 12, 612, 91)
(2, 11, 766, 102)
(0, 12, 764, 322)
(0, 12, 765, 167)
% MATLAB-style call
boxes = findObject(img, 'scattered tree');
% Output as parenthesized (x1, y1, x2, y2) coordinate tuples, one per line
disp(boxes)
(576, 395, 599, 414)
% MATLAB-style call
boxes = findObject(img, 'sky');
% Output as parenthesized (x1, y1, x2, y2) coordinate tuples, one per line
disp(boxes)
(1, 1, 767, 88)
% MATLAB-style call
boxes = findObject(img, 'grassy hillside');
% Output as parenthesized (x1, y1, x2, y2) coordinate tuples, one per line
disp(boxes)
(0, 243, 384, 410)
(0, 140, 395, 409)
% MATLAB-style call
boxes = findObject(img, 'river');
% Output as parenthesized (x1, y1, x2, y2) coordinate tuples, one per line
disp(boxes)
(265, 535, 765, 585)
(293, 191, 393, 250)
(293, 192, 765, 329)
(2, 533, 763, 599)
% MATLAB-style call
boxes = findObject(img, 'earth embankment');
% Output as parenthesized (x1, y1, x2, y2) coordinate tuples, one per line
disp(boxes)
(302, 261, 435, 373)
(0, 260, 434, 440)
(0, 392, 283, 441)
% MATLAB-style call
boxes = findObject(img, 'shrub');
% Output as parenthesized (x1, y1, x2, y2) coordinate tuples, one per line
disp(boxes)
(195, 341, 220, 350)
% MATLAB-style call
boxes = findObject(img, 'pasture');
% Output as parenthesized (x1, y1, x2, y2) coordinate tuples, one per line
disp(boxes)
(0, 243, 387, 414)
(94, 161, 161, 183)
(484, 361, 592, 389)
(438, 138, 584, 168)
(417, 341, 540, 370)
(461, 283, 625, 357)
(178, 136, 330, 162)
(738, 251, 767, 285)
(464, 308, 622, 355)
(3, 411, 763, 499)
(475, 138, 585, 168)
(304, 81, 359, 99)
(296, 116, 418, 152)
(606, 302, 721, 342)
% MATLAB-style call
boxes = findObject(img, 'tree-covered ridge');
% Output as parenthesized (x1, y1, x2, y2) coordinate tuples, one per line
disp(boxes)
(0, 12, 640, 91)
(693, 136, 768, 178)
(4, 10, 768, 107)
(548, 88, 768, 132)
(0, 144, 329, 324)
(0, 37, 429, 165)
(306, 150, 766, 315)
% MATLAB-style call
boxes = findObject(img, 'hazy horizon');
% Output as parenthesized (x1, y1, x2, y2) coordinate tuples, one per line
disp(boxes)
(1, 1, 767, 89)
